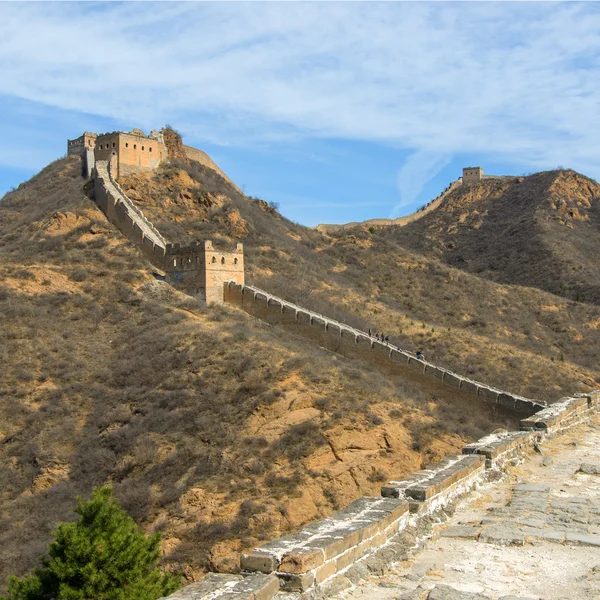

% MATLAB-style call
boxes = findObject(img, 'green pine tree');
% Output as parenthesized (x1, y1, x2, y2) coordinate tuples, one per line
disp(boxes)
(4, 487, 179, 600)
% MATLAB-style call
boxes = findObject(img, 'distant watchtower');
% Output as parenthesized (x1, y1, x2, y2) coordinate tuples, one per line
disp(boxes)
(165, 240, 244, 304)
(462, 167, 483, 184)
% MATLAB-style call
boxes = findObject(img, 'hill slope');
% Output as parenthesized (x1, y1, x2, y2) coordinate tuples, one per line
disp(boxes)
(382, 170, 600, 304)
(118, 161, 600, 400)
(0, 156, 517, 590)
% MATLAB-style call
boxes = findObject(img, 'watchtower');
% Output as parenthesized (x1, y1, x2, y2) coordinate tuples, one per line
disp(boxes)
(164, 240, 244, 304)
(67, 132, 97, 156)
(462, 167, 483, 184)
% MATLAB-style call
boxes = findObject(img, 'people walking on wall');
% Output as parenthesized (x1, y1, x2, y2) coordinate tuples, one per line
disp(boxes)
(368, 328, 371, 337)
(385, 336, 389, 343)
(416, 351, 425, 360)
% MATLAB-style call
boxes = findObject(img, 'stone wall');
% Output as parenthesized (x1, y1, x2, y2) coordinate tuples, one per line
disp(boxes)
(317, 179, 462, 233)
(95, 131, 167, 179)
(183, 145, 241, 192)
(93, 160, 167, 266)
(161, 391, 600, 600)
(84, 147, 95, 179)
(224, 283, 546, 415)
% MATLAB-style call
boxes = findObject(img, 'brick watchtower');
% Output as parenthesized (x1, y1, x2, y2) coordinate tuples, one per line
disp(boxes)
(164, 240, 244, 304)
(462, 167, 483, 184)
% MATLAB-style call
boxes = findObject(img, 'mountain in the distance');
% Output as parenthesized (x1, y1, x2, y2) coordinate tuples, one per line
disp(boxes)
(381, 170, 600, 305)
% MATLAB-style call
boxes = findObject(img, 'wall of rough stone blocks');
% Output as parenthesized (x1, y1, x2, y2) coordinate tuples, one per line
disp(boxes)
(94, 131, 166, 178)
(183, 145, 241, 192)
(93, 160, 167, 265)
(224, 283, 546, 416)
(163, 391, 600, 600)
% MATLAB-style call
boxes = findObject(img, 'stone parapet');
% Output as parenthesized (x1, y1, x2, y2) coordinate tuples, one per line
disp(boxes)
(520, 394, 598, 433)
(241, 497, 409, 592)
(158, 573, 279, 600)
(225, 283, 546, 416)
(316, 178, 462, 233)
(462, 430, 535, 468)
(381, 454, 485, 513)
(106, 160, 167, 247)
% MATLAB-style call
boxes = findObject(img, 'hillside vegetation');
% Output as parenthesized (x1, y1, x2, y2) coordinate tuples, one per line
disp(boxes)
(119, 162, 600, 400)
(0, 156, 517, 590)
(385, 170, 600, 305)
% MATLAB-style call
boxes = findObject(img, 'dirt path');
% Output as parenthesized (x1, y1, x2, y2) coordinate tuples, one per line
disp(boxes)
(336, 416, 600, 600)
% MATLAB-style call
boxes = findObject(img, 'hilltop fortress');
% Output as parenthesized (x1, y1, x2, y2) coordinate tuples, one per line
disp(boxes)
(69, 127, 245, 302)
(67, 127, 234, 184)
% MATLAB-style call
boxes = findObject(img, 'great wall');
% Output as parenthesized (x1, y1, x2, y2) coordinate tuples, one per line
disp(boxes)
(67, 130, 600, 599)
(316, 167, 519, 234)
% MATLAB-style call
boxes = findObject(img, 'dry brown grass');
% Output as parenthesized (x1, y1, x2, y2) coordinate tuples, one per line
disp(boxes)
(0, 156, 518, 590)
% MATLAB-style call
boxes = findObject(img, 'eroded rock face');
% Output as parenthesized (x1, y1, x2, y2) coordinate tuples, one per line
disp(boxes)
(218, 208, 250, 239)
(162, 127, 188, 163)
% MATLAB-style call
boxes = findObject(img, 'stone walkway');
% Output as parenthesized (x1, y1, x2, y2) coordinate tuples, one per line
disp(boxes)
(336, 417, 600, 600)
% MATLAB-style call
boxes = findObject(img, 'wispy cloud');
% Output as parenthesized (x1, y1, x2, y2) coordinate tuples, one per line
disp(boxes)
(1, 2, 600, 209)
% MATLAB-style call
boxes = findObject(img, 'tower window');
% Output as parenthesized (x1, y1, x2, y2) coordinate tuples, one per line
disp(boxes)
(234, 258, 238, 264)
(134, 144, 137, 149)
(221, 257, 225, 264)
(142, 146, 145, 151)
(212, 256, 216, 263)
(149, 147, 152, 152)
(112, 142, 116, 148)
(125, 143, 129, 148)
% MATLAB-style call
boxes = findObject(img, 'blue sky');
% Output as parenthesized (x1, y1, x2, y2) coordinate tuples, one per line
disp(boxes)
(1, 1, 599, 226)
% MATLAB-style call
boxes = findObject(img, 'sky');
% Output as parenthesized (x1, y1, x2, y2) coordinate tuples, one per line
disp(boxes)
(1, 1, 599, 227)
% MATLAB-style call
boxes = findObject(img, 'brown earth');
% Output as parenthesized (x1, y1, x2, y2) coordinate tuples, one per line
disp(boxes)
(1, 154, 600, 591)
(378, 170, 600, 305)
(0, 156, 517, 590)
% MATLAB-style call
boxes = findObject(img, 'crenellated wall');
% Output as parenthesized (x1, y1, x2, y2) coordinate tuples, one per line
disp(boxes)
(316, 179, 462, 233)
(224, 283, 546, 416)
(94, 159, 167, 256)
(92, 160, 243, 302)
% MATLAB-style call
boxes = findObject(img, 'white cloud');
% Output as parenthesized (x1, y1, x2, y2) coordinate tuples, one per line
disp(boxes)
(393, 151, 451, 217)
(1, 1, 600, 202)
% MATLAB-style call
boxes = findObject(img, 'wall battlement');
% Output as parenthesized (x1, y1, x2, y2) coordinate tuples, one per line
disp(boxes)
(317, 178, 462, 233)
(165, 388, 600, 599)
(224, 282, 546, 415)
(92, 159, 243, 303)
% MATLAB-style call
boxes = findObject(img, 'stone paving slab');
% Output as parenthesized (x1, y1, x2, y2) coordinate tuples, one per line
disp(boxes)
(160, 573, 280, 600)
(520, 396, 589, 430)
(439, 526, 481, 539)
(333, 416, 600, 600)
